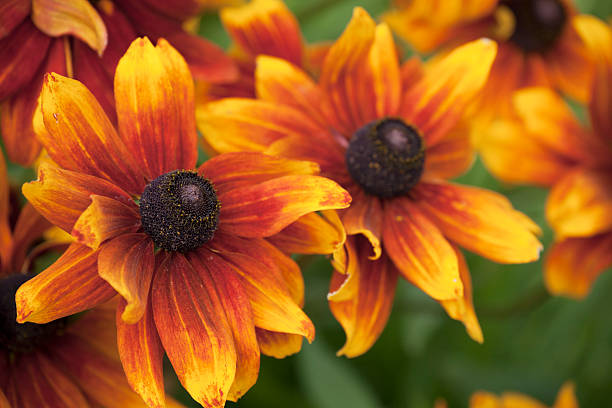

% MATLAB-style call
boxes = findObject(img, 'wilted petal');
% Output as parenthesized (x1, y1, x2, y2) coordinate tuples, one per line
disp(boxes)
(339, 189, 382, 260)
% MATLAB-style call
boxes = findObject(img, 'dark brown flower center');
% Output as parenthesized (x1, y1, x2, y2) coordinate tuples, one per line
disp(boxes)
(139, 170, 220, 253)
(502, 0, 567, 53)
(345, 118, 425, 198)
(0, 274, 67, 354)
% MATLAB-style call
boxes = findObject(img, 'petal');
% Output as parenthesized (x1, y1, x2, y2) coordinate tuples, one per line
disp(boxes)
(553, 382, 579, 408)
(210, 243, 314, 341)
(199, 151, 319, 193)
(0, 19, 50, 100)
(71, 195, 140, 250)
(339, 188, 383, 260)
(414, 181, 543, 263)
(218, 174, 351, 238)
(67, 299, 118, 360)
(545, 234, 612, 299)
(116, 298, 166, 408)
(439, 246, 483, 343)
(31, 0, 107, 55)
(99, 233, 155, 323)
(329, 244, 399, 358)
(501, 393, 547, 408)
(366, 23, 402, 118)
(424, 119, 474, 180)
(478, 119, 572, 187)
(1, 38, 65, 166)
(0, 389, 8, 408)
(38, 73, 144, 194)
(0, 0, 30, 39)
(382, 197, 463, 300)
(401, 39, 497, 146)
(197, 98, 322, 154)
(115, 37, 197, 179)
(22, 162, 134, 232)
(188, 249, 260, 402)
(221, 0, 303, 66)
(547, 169, 612, 239)
(152, 253, 236, 407)
(0, 150, 10, 274)
(255, 328, 303, 359)
(15, 243, 115, 323)
(267, 210, 346, 255)
(10, 203, 52, 273)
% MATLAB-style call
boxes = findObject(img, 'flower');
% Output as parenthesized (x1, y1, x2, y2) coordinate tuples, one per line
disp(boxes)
(16, 37, 350, 407)
(470, 382, 578, 408)
(0, 0, 236, 166)
(383, 0, 597, 125)
(479, 16, 612, 299)
(0, 150, 176, 407)
(198, 8, 543, 357)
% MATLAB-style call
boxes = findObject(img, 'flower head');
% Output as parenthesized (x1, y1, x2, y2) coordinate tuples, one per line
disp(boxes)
(198, 8, 543, 357)
(16, 37, 350, 407)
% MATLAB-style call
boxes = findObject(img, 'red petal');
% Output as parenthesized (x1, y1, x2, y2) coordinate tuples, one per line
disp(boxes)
(0, 0, 30, 39)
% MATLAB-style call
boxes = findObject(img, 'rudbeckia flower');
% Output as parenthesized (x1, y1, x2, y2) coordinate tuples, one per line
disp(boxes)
(15, 37, 350, 407)
(383, 0, 597, 124)
(479, 17, 612, 299)
(0, 150, 177, 407)
(470, 382, 578, 408)
(198, 8, 542, 357)
(0, 0, 236, 166)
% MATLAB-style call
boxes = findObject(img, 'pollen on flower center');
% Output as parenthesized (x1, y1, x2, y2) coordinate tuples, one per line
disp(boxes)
(345, 118, 425, 198)
(0, 274, 67, 353)
(139, 170, 220, 253)
(501, 0, 567, 53)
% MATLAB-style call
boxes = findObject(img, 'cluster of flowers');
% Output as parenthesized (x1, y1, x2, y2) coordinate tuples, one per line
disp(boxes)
(0, 0, 610, 406)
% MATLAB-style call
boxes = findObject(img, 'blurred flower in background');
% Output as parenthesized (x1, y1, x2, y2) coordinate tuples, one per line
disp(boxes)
(470, 382, 578, 408)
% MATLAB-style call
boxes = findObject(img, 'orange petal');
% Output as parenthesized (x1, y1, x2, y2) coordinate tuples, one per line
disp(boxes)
(15, 243, 115, 323)
(415, 181, 542, 263)
(329, 246, 399, 358)
(152, 253, 236, 407)
(255, 328, 303, 358)
(553, 382, 579, 408)
(116, 298, 166, 408)
(547, 169, 612, 239)
(478, 119, 572, 187)
(439, 246, 483, 343)
(401, 39, 497, 146)
(31, 0, 107, 55)
(14, 352, 89, 408)
(339, 188, 382, 260)
(218, 174, 351, 238)
(545, 234, 612, 299)
(267, 210, 346, 255)
(67, 299, 118, 361)
(210, 244, 314, 342)
(71, 195, 140, 250)
(0, 0, 30, 39)
(188, 249, 260, 402)
(221, 0, 303, 66)
(1, 38, 65, 166)
(197, 98, 322, 154)
(424, 118, 474, 180)
(382, 197, 463, 300)
(328, 235, 360, 301)
(0, 19, 50, 100)
(115, 37, 197, 179)
(99, 233, 155, 323)
(38, 73, 144, 194)
(199, 151, 319, 193)
(500, 393, 547, 408)
(22, 162, 134, 232)
(0, 389, 8, 408)
(366, 23, 401, 118)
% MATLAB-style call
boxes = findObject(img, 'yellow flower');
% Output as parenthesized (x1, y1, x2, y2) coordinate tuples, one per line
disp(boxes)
(470, 382, 579, 408)
(198, 8, 543, 357)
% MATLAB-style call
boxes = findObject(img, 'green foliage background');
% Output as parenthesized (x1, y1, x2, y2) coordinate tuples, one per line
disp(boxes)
(190, 1, 612, 407)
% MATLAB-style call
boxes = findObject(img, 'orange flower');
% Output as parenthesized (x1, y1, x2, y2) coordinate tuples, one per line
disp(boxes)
(384, 0, 597, 124)
(470, 382, 579, 408)
(198, 8, 543, 357)
(16, 37, 350, 407)
(0, 0, 236, 166)
(479, 17, 612, 299)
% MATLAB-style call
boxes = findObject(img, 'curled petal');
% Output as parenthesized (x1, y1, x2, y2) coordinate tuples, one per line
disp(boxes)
(218, 175, 350, 238)
(15, 243, 115, 323)
(382, 197, 462, 300)
(545, 234, 612, 299)
(31, 0, 107, 55)
(99, 233, 155, 323)
(115, 37, 197, 179)
(414, 181, 542, 264)
(339, 189, 382, 260)
(255, 328, 303, 359)
(268, 211, 346, 255)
